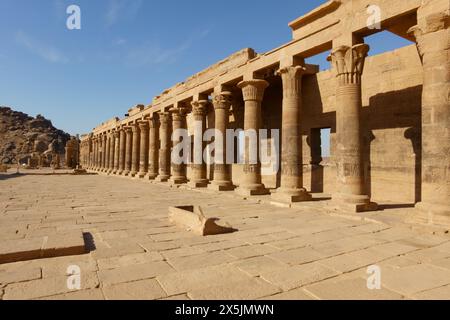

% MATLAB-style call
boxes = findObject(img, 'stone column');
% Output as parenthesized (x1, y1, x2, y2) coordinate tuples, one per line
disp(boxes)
(188, 100, 209, 188)
(102, 134, 107, 172)
(113, 131, 120, 174)
(108, 132, 115, 174)
(272, 66, 312, 203)
(328, 43, 377, 212)
(208, 92, 235, 191)
(409, 10, 450, 226)
(236, 80, 270, 196)
(123, 126, 133, 176)
(97, 136, 102, 171)
(130, 123, 140, 177)
(105, 134, 111, 173)
(138, 120, 149, 178)
(94, 137, 99, 170)
(156, 112, 171, 182)
(118, 128, 126, 175)
(169, 107, 188, 184)
(145, 115, 160, 180)
(91, 138, 96, 170)
(88, 138, 93, 169)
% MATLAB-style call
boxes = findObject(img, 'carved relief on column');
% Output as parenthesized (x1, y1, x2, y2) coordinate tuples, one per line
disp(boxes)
(328, 43, 377, 212)
(156, 112, 171, 182)
(169, 106, 188, 184)
(189, 100, 209, 188)
(102, 134, 108, 172)
(208, 91, 235, 191)
(130, 123, 140, 177)
(272, 65, 312, 203)
(118, 128, 126, 175)
(108, 132, 115, 174)
(408, 11, 450, 225)
(138, 120, 149, 178)
(145, 115, 160, 180)
(123, 126, 133, 176)
(235, 79, 270, 196)
(113, 130, 120, 174)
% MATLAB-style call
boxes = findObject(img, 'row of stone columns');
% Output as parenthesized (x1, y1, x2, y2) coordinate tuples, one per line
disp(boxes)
(82, 76, 317, 204)
(80, 48, 381, 213)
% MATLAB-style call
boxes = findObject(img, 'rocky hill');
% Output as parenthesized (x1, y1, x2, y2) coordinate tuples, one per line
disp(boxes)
(0, 106, 71, 164)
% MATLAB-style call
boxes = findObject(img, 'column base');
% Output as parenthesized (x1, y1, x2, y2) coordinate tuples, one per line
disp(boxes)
(155, 175, 170, 182)
(138, 171, 148, 179)
(235, 184, 270, 197)
(169, 176, 187, 185)
(122, 170, 130, 176)
(144, 173, 158, 180)
(271, 188, 312, 204)
(331, 193, 378, 213)
(188, 179, 209, 188)
(407, 202, 450, 228)
(130, 171, 138, 178)
(208, 181, 235, 191)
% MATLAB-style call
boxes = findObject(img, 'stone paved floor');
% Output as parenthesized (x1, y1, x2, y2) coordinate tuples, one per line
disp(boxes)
(1, 170, 450, 300)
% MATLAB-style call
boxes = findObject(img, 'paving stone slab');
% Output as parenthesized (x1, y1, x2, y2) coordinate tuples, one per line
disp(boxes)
(0, 232, 86, 264)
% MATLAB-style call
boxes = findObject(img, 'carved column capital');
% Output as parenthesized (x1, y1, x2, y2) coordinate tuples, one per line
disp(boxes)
(131, 123, 140, 133)
(149, 116, 159, 129)
(212, 91, 233, 110)
(159, 112, 171, 126)
(277, 65, 307, 98)
(191, 100, 209, 118)
(124, 126, 133, 134)
(170, 107, 187, 122)
(237, 79, 269, 102)
(328, 44, 370, 85)
(138, 120, 149, 131)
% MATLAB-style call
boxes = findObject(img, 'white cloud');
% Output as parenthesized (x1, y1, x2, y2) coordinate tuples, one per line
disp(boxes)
(124, 28, 211, 67)
(15, 31, 69, 64)
(105, 0, 143, 27)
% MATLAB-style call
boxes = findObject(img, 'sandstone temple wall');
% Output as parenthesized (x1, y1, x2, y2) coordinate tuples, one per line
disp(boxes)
(80, 0, 449, 227)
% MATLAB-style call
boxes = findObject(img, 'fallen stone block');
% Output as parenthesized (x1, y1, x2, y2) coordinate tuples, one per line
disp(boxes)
(168, 206, 236, 236)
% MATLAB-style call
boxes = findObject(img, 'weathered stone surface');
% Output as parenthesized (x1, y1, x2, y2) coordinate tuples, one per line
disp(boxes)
(260, 262, 340, 291)
(0, 107, 70, 165)
(169, 206, 235, 236)
(305, 276, 404, 300)
(98, 261, 174, 285)
(3, 272, 99, 300)
(103, 279, 167, 300)
(189, 278, 280, 300)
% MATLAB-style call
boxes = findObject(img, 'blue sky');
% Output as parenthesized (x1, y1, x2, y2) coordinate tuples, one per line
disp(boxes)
(0, 0, 413, 135)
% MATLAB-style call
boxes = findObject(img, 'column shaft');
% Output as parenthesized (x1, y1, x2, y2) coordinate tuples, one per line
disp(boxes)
(329, 43, 377, 212)
(272, 66, 312, 203)
(410, 15, 450, 225)
(236, 80, 270, 196)
(189, 100, 209, 188)
(130, 124, 140, 177)
(156, 113, 171, 182)
(118, 129, 126, 175)
(138, 121, 149, 178)
(209, 92, 234, 191)
(170, 107, 188, 184)
(123, 127, 133, 176)
(146, 116, 160, 180)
